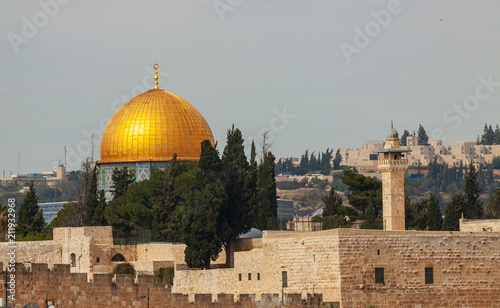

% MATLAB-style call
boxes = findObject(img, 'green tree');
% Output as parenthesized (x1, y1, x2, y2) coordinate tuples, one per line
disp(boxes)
(322, 187, 343, 217)
(93, 190, 108, 226)
(417, 124, 429, 145)
(481, 123, 495, 145)
(256, 150, 278, 230)
(83, 166, 99, 226)
(332, 149, 342, 170)
(152, 154, 183, 242)
(246, 141, 259, 230)
(17, 182, 45, 237)
(341, 169, 382, 218)
(442, 194, 463, 231)
(427, 193, 443, 231)
(463, 163, 483, 219)
(485, 189, 500, 219)
(111, 167, 133, 199)
(220, 126, 252, 265)
(405, 196, 418, 229)
(105, 180, 156, 237)
(400, 129, 410, 146)
(183, 140, 226, 269)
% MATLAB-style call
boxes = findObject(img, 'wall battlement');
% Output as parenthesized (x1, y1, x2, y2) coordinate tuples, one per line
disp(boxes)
(0, 262, 335, 308)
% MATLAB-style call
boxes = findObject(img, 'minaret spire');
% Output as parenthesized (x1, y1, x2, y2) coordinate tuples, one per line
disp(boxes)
(154, 63, 159, 89)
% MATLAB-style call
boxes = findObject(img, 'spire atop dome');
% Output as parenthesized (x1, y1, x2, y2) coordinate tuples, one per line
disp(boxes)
(387, 121, 399, 140)
(154, 63, 159, 89)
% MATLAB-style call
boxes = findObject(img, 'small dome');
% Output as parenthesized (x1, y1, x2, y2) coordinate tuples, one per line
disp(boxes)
(386, 121, 399, 140)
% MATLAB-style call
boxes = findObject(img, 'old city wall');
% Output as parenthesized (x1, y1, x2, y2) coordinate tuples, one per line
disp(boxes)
(0, 240, 61, 267)
(173, 230, 342, 303)
(0, 262, 333, 308)
(338, 230, 500, 308)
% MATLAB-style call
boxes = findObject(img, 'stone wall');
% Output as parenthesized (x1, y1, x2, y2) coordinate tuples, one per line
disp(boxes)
(337, 230, 500, 307)
(174, 229, 500, 307)
(0, 262, 332, 308)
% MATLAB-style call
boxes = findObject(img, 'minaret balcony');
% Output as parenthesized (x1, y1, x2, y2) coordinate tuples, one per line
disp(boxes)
(377, 158, 409, 170)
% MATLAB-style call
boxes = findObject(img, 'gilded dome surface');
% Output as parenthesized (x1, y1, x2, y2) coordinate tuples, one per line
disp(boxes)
(99, 89, 214, 163)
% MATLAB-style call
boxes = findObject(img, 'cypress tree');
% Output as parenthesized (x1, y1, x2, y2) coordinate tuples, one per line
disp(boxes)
(427, 193, 443, 231)
(92, 190, 108, 226)
(111, 167, 133, 199)
(463, 163, 483, 219)
(442, 194, 463, 231)
(246, 141, 259, 229)
(17, 181, 45, 236)
(256, 150, 278, 230)
(183, 140, 226, 269)
(220, 126, 251, 265)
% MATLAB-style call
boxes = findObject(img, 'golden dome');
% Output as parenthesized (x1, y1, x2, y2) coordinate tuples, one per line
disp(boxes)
(99, 88, 214, 163)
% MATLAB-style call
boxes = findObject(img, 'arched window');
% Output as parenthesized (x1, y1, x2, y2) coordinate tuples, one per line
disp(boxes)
(70, 253, 76, 267)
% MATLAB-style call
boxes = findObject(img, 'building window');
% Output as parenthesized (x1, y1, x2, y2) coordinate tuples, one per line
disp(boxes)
(70, 253, 76, 267)
(248, 273, 251, 281)
(96, 257, 100, 263)
(239, 273, 242, 281)
(257, 273, 260, 280)
(377, 250, 380, 255)
(425, 267, 434, 284)
(375, 268, 384, 284)
(282, 271, 288, 288)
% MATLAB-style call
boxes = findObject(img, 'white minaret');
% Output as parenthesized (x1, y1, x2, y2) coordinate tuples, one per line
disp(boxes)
(375, 122, 410, 231)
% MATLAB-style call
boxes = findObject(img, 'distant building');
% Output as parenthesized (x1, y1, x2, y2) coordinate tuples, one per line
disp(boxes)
(39, 201, 72, 223)
(0, 163, 67, 187)
(340, 136, 500, 172)
(286, 215, 322, 232)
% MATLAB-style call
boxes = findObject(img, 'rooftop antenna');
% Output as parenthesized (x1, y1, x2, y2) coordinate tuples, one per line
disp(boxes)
(17, 152, 20, 174)
(64, 146, 67, 168)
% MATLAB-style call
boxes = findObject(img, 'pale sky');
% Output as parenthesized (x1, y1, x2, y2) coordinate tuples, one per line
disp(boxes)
(1, 0, 500, 172)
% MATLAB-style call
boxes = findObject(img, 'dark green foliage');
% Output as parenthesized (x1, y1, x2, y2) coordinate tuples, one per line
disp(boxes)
(442, 194, 463, 231)
(113, 263, 135, 275)
(111, 167, 133, 199)
(427, 193, 443, 231)
(183, 140, 226, 269)
(405, 196, 418, 229)
(418, 124, 429, 145)
(332, 149, 342, 170)
(316, 214, 349, 229)
(463, 163, 483, 219)
(341, 169, 382, 218)
(400, 129, 410, 146)
(83, 166, 99, 226)
(151, 154, 183, 242)
(361, 202, 382, 229)
(17, 182, 45, 237)
(481, 123, 495, 145)
(94, 190, 108, 226)
(322, 187, 343, 217)
(492, 157, 500, 169)
(105, 180, 157, 237)
(50, 202, 84, 228)
(246, 141, 259, 229)
(220, 126, 252, 242)
(485, 189, 500, 219)
(256, 151, 278, 230)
